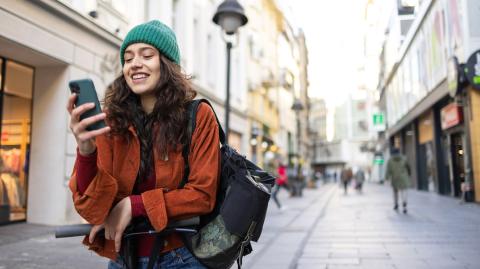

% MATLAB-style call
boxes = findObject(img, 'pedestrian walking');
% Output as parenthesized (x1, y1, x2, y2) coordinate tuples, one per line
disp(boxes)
(67, 20, 219, 268)
(386, 148, 410, 214)
(340, 166, 353, 194)
(355, 167, 365, 193)
(269, 160, 289, 210)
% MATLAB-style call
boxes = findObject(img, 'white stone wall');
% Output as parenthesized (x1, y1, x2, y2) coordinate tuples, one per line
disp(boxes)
(1, 1, 120, 225)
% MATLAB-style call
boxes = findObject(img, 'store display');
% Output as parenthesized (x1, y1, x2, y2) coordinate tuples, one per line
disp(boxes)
(0, 119, 30, 221)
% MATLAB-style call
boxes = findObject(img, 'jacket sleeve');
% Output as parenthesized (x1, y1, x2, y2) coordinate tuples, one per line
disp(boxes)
(405, 158, 411, 176)
(141, 104, 220, 231)
(69, 134, 118, 225)
(385, 160, 391, 181)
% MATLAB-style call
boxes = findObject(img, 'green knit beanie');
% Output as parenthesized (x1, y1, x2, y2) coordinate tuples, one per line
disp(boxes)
(120, 20, 180, 65)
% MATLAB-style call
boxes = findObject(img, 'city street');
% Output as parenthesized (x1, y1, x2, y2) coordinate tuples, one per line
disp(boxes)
(2, 1, 480, 268)
(0, 182, 479, 269)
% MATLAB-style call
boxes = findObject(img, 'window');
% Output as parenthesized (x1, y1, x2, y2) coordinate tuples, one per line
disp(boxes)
(0, 59, 34, 223)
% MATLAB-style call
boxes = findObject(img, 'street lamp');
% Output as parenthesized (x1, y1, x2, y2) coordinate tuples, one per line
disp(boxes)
(213, 0, 248, 143)
(291, 98, 304, 196)
(291, 98, 305, 155)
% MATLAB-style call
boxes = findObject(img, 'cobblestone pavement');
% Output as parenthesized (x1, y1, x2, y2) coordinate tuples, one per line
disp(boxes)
(1, 182, 479, 269)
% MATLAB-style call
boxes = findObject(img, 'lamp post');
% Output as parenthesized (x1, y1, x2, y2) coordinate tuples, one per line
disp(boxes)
(213, 0, 248, 143)
(291, 98, 305, 196)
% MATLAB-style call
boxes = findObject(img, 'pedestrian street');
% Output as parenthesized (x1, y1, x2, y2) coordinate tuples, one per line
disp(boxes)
(0, 182, 479, 269)
(244, 183, 480, 269)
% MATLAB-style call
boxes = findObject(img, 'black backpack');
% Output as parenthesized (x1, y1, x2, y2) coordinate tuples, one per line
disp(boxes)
(180, 99, 275, 269)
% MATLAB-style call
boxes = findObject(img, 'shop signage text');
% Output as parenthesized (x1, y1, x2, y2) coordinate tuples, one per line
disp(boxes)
(440, 103, 463, 130)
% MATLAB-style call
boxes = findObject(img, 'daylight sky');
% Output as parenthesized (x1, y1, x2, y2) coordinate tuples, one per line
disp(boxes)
(283, 0, 368, 107)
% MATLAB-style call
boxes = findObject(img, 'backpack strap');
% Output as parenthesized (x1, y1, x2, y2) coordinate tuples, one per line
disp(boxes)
(146, 235, 165, 269)
(180, 99, 226, 189)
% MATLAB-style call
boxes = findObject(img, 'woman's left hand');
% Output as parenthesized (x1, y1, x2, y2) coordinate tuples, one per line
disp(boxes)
(103, 197, 133, 252)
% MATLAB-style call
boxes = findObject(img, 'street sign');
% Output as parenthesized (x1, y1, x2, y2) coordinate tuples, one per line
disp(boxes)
(373, 151, 384, 165)
(373, 113, 386, 131)
(373, 113, 384, 125)
(373, 157, 384, 165)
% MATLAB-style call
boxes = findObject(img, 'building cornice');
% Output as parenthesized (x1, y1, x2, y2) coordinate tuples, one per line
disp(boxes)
(382, 0, 434, 85)
(31, 0, 123, 47)
(386, 79, 448, 138)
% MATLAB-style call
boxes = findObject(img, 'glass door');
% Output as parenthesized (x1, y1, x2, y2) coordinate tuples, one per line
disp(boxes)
(450, 133, 465, 197)
(0, 59, 34, 223)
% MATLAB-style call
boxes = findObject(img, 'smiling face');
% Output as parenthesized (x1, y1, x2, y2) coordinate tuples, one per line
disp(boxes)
(122, 43, 161, 99)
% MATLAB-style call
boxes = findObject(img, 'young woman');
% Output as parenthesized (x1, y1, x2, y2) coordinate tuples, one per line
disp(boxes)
(67, 20, 219, 269)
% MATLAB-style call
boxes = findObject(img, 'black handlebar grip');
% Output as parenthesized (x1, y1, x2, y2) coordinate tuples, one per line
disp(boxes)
(55, 224, 92, 238)
(167, 216, 200, 228)
(54, 217, 200, 238)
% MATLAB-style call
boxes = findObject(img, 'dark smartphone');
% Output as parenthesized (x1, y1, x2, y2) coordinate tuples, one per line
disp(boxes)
(68, 79, 106, 131)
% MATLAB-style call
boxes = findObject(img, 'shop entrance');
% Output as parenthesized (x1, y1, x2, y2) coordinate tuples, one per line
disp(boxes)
(0, 58, 33, 224)
(417, 143, 428, 191)
(450, 133, 465, 197)
(440, 135, 452, 195)
(417, 142, 435, 191)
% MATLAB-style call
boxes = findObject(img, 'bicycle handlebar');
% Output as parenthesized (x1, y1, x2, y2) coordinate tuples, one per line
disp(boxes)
(55, 217, 200, 238)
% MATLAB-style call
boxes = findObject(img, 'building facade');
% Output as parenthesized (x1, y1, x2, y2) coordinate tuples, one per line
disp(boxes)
(244, 0, 305, 171)
(376, 0, 480, 202)
(0, 0, 122, 225)
(309, 99, 328, 142)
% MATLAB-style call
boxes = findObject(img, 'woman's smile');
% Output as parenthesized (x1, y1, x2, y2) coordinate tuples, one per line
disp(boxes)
(131, 72, 150, 84)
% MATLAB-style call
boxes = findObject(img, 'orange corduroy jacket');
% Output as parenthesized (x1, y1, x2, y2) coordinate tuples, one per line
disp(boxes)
(69, 103, 220, 259)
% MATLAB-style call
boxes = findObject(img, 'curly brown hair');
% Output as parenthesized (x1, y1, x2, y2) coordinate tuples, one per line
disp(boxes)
(104, 54, 196, 182)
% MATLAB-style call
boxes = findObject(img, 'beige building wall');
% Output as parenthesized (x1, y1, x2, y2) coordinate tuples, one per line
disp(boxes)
(468, 88, 480, 202)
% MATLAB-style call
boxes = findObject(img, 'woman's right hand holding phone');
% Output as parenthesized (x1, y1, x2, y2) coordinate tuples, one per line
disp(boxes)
(67, 94, 111, 156)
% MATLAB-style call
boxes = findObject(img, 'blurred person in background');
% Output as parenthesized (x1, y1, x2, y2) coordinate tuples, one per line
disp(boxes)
(386, 148, 410, 214)
(340, 166, 353, 195)
(355, 167, 365, 193)
(270, 159, 289, 210)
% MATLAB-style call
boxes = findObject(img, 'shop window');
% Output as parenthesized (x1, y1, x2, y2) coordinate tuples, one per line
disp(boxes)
(0, 59, 33, 223)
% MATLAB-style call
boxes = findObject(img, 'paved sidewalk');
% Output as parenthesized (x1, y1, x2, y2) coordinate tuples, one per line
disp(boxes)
(0, 182, 479, 269)
(0, 222, 106, 269)
(247, 183, 480, 269)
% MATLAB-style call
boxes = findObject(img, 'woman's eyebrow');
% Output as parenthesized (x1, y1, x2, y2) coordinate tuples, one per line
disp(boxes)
(124, 47, 155, 55)
(139, 47, 155, 53)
